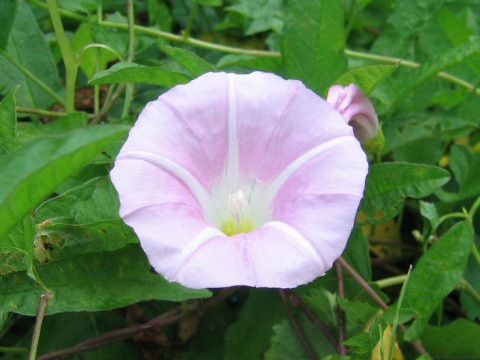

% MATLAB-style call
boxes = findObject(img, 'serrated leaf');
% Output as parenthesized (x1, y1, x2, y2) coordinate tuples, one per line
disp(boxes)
(330, 64, 399, 95)
(382, 114, 478, 154)
(0, 244, 210, 315)
(360, 163, 451, 224)
(388, 221, 474, 340)
(89, 62, 191, 87)
(163, 46, 215, 77)
(0, 0, 17, 51)
(0, 87, 18, 157)
(281, 0, 347, 95)
(0, 2, 63, 109)
(0, 125, 129, 239)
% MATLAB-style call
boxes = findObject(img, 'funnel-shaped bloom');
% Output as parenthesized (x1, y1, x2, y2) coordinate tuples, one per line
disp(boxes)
(111, 72, 368, 289)
(326, 84, 379, 142)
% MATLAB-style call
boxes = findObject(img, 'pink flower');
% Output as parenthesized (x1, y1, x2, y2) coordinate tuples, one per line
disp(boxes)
(326, 84, 379, 143)
(110, 72, 368, 289)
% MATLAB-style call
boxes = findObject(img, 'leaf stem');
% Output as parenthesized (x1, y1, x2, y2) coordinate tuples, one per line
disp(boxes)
(45, 0, 77, 113)
(28, 293, 54, 360)
(344, 49, 480, 96)
(468, 195, 480, 220)
(1, 51, 65, 106)
(335, 261, 347, 355)
(457, 278, 480, 306)
(122, 0, 135, 119)
(374, 274, 408, 289)
(286, 290, 339, 350)
(278, 289, 318, 360)
(17, 106, 67, 118)
(389, 266, 411, 360)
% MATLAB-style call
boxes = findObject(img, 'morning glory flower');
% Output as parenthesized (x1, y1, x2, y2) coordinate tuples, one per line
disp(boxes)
(110, 72, 369, 289)
(327, 84, 384, 152)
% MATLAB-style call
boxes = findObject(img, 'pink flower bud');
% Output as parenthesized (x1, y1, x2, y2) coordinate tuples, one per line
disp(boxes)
(327, 84, 379, 143)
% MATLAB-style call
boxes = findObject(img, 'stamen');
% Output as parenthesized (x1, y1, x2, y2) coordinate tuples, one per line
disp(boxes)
(228, 189, 248, 227)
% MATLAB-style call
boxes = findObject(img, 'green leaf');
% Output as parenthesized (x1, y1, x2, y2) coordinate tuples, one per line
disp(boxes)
(0, 2, 63, 109)
(388, 221, 474, 340)
(163, 46, 215, 77)
(389, 38, 480, 110)
(35, 177, 121, 225)
(360, 163, 451, 224)
(330, 64, 399, 95)
(227, 0, 283, 35)
(71, 23, 118, 78)
(264, 313, 337, 360)
(224, 289, 285, 360)
(382, 114, 478, 154)
(437, 145, 480, 202)
(0, 125, 129, 239)
(89, 62, 191, 87)
(0, 244, 210, 315)
(436, 6, 480, 77)
(217, 54, 281, 73)
(421, 319, 480, 359)
(371, 0, 447, 57)
(197, 0, 223, 7)
(0, 0, 17, 51)
(37, 312, 143, 359)
(281, 0, 347, 95)
(0, 87, 18, 157)
(18, 112, 89, 143)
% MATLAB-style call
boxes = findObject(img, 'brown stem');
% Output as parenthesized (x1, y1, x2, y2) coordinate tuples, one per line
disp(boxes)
(335, 261, 347, 356)
(337, 257, 429, 357)
(286, 290, 339, 350)
(278, 289, 318, 360)
(37, 287, 238, 360)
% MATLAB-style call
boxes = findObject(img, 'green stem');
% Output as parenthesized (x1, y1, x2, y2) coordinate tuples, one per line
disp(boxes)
(457, 278, 480, 306)
(121, 0, 135, 119)
(46, 0, 77, 113)
(389, 266, 411, 360)
(28, 0, 480, 97)
(435, 212, 469, 231)
(374, 274, 408, 289)
(93, 7, 103, 115)
(1, 51, 65, 106)
(17, 106, 67, 118)
(468, 195, 480, 220)
(27, 0, 88, 22)
(345, 49, 480, 96)
(471, 243, 480, 268)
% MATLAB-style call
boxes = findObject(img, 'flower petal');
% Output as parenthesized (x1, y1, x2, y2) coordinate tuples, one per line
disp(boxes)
(232, 72, 353, 182)
(117, 72, 231, 192)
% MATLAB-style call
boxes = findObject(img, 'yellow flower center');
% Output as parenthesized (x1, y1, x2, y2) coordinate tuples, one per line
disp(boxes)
(221, 190, 254, 236)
